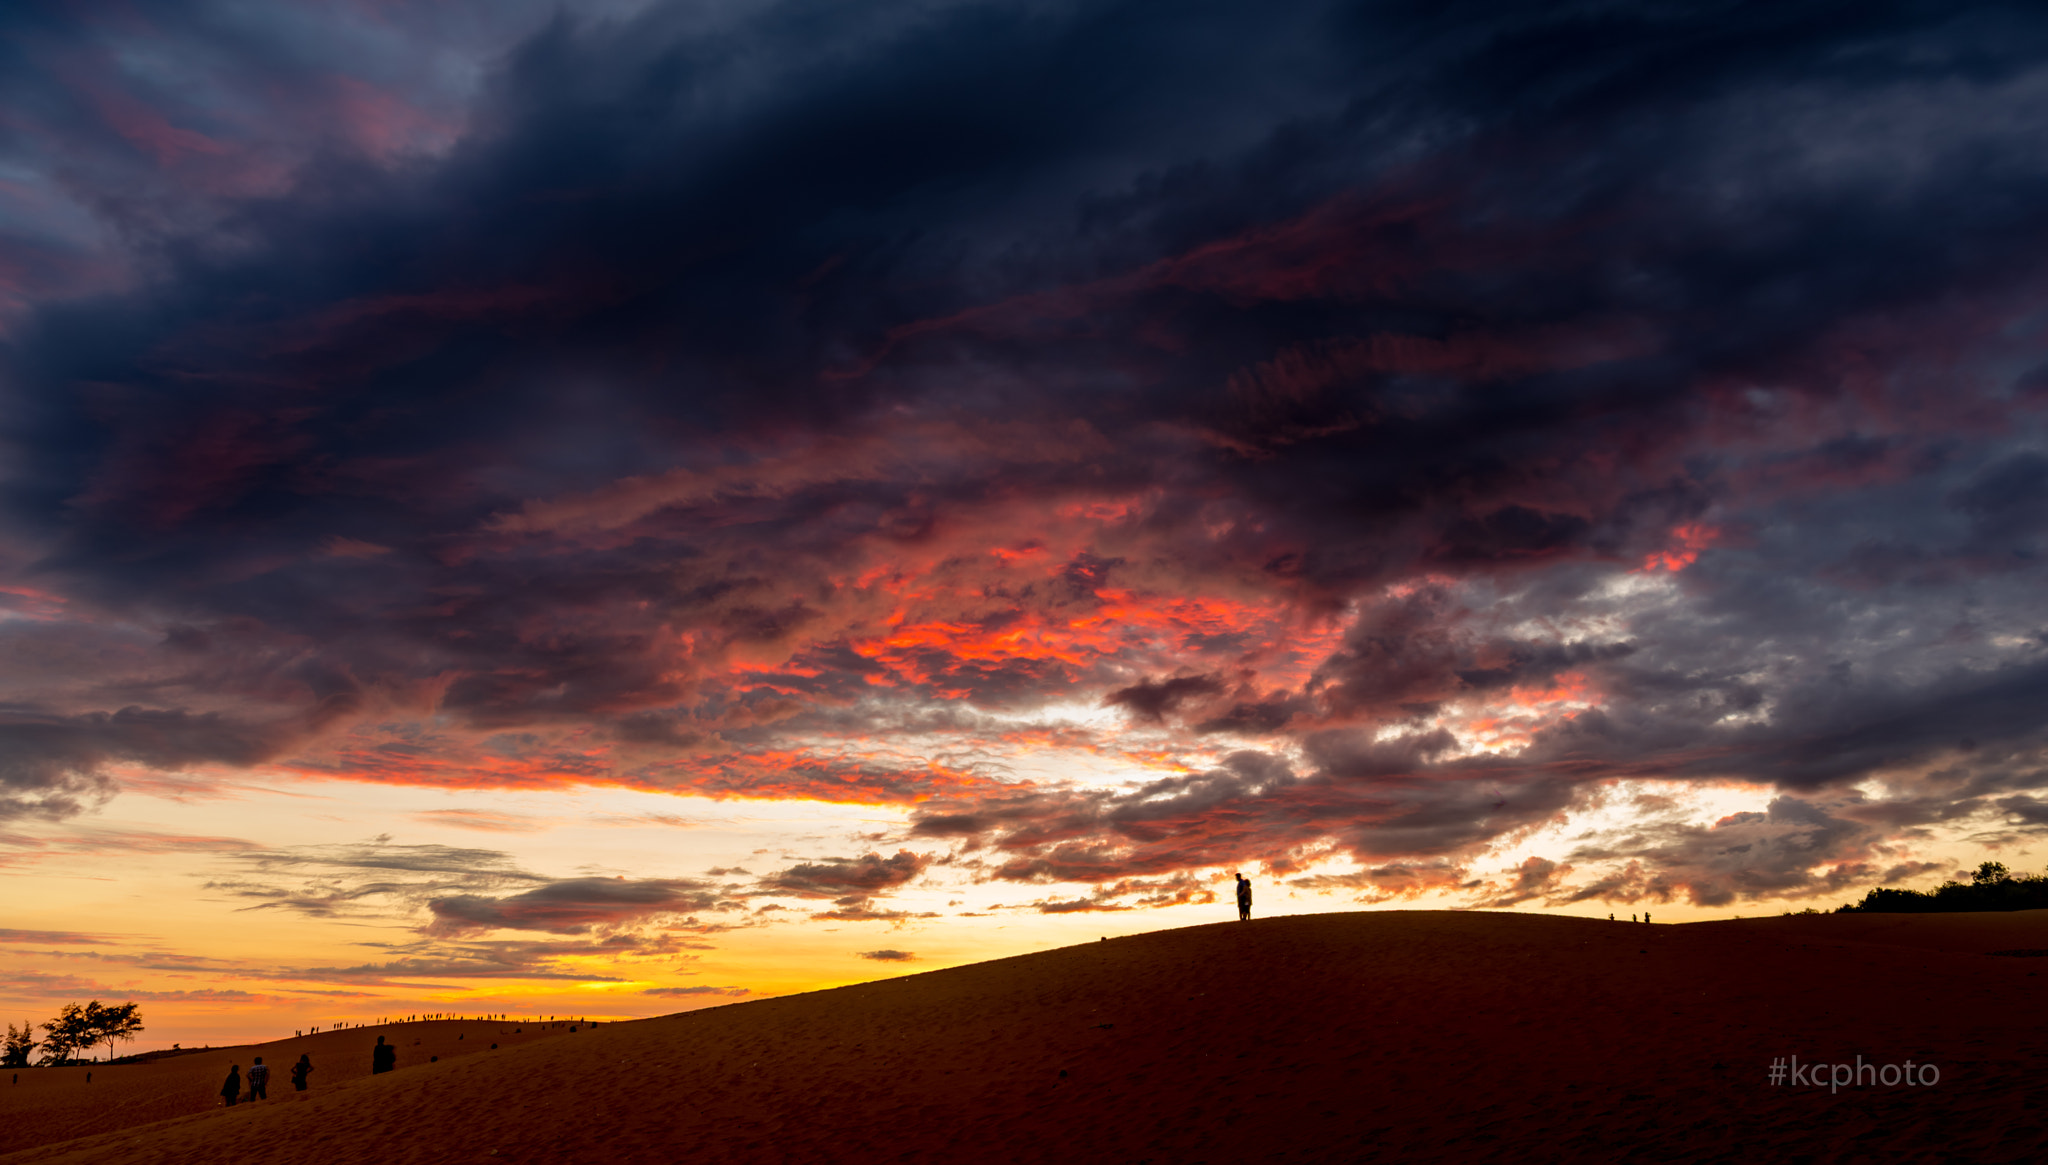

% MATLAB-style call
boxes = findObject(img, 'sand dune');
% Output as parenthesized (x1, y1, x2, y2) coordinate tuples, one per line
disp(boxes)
(3, 910, 2043, 1163)
(0, 1019, 583, 1159)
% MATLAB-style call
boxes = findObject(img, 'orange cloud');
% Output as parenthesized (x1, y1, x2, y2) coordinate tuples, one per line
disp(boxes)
(1638, 523, 1720, 573)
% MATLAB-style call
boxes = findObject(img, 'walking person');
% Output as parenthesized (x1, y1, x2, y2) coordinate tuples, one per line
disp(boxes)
(219, 1064, 241, 1107)
(247, 1056, 269, 1100)
(1235, 872, 1253, 921)
(371, 1035, 396, 1075)
(290, 1053, 313, 1092)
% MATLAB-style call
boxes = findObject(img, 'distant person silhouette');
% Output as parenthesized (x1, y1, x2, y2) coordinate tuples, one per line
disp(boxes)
(1644, 912, 1651, 925)
(1235, 873, 1252, 921)
(290, 1054, 312, 1092)
(247, 1056, 269, 1100)
(220, 1064, 241, 1107)
(371, 1035, 396, 1075)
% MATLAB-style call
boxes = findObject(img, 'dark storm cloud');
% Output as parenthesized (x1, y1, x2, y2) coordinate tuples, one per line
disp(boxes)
(1560, 796, 1885, 908)
(1469, 857, 1569, 909)
(326, 930, 731, 984)
(6, 0, 2048, 904)
(911, 743, 1589, 889)
(1994, 794, 2048, 826)
(424, 876, 726, 936)
(1104, 674, 1227, 724)
(757, 851, 932, 899)
(1288, 859, 1466, 904)
(0, 705, 327, 820)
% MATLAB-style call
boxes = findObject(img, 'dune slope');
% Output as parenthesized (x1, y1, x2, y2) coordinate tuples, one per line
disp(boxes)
(0, 1019, 581, 1158)
(3, 910, 2044, 1164)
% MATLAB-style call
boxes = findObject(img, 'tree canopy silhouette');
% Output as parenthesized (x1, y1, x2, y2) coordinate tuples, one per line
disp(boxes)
(2, 1022, 33, 1068)
(1838, 861, 2048, 914)
(32, 1001, 143, 1066)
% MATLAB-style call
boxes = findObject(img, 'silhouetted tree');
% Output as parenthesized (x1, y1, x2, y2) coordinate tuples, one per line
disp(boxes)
(38, 1004, 87, 1065)
(85, 1003, 142, 1061)
(31, 1001, 143, 1065)
(2, 1022, 34, 1068)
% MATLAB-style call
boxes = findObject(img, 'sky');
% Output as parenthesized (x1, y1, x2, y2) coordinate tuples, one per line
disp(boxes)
(6, 0, 2048, 1048)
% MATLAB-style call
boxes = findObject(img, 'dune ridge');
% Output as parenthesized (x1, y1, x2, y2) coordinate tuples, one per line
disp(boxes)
(3, 910, 2043, 1163)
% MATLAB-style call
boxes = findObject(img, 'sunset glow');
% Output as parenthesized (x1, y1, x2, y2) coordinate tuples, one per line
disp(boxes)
(4, 0, 2047, 1052)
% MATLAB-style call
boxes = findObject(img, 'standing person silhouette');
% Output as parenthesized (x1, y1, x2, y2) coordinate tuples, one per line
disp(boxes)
(290, 1053, 313, 1092)
(247, 1056, 269, 1100)
(1235, 873, 1253, 921)
(219, 1064, 241, 1107)
(371, 1035, 396, 1075)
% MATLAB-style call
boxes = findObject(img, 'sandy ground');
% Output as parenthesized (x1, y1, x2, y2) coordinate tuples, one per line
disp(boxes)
(0, 1019, 584, 1158)
(2, 909, 2043, 1164)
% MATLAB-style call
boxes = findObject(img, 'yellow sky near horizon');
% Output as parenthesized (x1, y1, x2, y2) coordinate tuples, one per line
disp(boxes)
(3, 765, 2007, 1053)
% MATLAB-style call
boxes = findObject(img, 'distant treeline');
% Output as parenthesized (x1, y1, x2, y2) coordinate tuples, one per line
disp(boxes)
(3, 1001, 143, 1067)
(1838, 861, 2048, 913)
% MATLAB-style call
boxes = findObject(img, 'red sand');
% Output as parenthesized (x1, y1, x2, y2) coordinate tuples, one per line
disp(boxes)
(3, 910, 2043, 1163)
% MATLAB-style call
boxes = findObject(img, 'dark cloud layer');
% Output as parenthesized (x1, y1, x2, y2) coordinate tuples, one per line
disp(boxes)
(6, 0, 2048, 909)
(426, 877, 725, 937)
(757, 852, 932, 900)
(206, 837, 546, 921)
(0, 705, 331, 820)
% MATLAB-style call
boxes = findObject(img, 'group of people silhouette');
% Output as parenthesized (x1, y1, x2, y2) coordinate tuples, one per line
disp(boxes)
(218, 1053, 313, 1106)
(219, 1022, 585, 1106)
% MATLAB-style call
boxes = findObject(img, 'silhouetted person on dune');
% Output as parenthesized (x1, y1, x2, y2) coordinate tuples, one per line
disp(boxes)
(1236, 873, 1253, 921)
(248, 1056, 269, 1100)
(371, 1036, 396, 1075)
(220, 1064, 241, 1107)
(291, 1054, 312, 1091)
